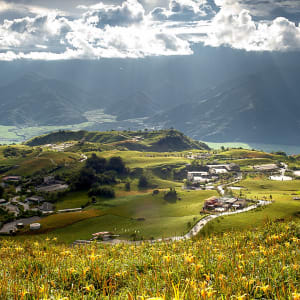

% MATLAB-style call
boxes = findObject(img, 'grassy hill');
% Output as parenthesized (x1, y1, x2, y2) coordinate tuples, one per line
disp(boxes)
(26, 129, 209, 152)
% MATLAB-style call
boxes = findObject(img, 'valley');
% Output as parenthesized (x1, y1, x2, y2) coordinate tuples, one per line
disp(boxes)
(0, 129, 299, 244)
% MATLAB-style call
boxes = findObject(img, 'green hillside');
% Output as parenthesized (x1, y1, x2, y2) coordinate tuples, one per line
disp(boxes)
(1, 220, 300, 299)
(26, 129, 209, 152)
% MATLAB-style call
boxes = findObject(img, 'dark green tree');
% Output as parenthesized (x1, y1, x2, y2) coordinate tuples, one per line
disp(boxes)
(138, 176, 148, 188)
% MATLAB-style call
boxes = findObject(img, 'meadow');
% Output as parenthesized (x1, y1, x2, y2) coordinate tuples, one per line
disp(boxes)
(1, 220, 299, 299)
(34, 190, 217, 243)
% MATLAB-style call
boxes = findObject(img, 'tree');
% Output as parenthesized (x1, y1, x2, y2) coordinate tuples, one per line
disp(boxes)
(86, 153, 107, 173)
(88, 186, 115, 198)
(125, 182, 131, 191)
(0, 185, 4, 198)
(107, 156, 126, 174)
(138, 176, 148, 188)
(164, 188, 178, 203)
(74, 167, 97, 190)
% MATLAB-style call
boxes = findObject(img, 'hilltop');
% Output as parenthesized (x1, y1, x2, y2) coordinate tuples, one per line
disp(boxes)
(26, 129, 210, 152)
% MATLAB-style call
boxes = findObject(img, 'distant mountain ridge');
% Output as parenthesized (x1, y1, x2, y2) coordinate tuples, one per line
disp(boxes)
(106, 91, 159, 120)
(2, 67, 300, 145)
(0, 73, 100, 126)
(149, 68, 300, 144)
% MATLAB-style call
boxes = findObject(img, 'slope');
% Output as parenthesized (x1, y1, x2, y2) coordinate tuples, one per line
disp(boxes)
(0, 73, 100, 126)
(151, 68, 300, 144)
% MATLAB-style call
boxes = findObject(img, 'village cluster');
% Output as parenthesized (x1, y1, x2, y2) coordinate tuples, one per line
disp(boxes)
(0, 175, 70, 234)
(0, 147, 295, 236)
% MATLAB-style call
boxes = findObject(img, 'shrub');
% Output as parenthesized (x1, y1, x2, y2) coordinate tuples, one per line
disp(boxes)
(138, 176, 148, 189)
(164, 188, 178, 203)
(88, 186, 115, 198)
(125, 182, 131, 191)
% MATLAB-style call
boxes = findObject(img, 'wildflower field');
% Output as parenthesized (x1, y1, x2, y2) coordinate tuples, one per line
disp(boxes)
(1, 220, 299, 299)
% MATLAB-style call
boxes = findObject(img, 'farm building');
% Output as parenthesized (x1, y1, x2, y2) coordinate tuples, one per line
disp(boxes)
(187, 171, 213, 183)
(207, 164, 240, 174)
(91, 232, 113, 241)
(253, 164, 279, 172)
(26, 196, 45, 205)
(39, 202, 54, 213)
(2, 176, 22, 183)
(37, 183, 69, 193)
(203, 197, 247, 212)
(0, 199, 7, 205)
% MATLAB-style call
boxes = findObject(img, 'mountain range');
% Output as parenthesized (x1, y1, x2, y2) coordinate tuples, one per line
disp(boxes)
(1, 64, 300, 145)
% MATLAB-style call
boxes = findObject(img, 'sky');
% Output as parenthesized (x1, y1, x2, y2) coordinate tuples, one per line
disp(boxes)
(1, 0, 300, 60)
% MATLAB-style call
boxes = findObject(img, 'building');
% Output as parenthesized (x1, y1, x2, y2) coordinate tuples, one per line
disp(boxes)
(4, 204, 19, 216)
(37, 183, 69, 193)
(39, 202, 54, 212)
(203, 196, 246, 212)
(207, 163, 240, 174)
(0, 199, 7, 205)
(253, 164, 279, 172)
(91, 232, 113, 241)
(187, 171, 212, 183)
(2, 176, 22, 183)
(26, 196, 45, 205)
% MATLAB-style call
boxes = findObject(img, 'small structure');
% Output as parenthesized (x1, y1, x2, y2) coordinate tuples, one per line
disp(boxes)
(207, 164, 240, 174)
(2, 176, 22, 183)
(253, 164, 279, 172)
(15, 186, 22, 193)
(187, 171, 212, 183)
(26, 196, 45, 205)
(39, 202, 54, 212)
(232, 199, 247, 209)
(5, 204, 19, 216)
(30, 223, 41, 230)
(203, 196, 247, 212)
(0, 199, 7, 205)
(57, 208, 82, 213)
(37, 184, 69, 193)
(16, 223, 24, 229)
(91, 232, 113, 241)
(43, 176, 55, 184)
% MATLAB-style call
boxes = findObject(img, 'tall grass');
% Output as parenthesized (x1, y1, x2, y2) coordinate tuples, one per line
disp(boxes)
(0, 220, 299, 299)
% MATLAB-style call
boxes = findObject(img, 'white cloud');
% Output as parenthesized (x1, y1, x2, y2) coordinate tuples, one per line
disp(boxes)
(1, 0, 300, 61)
(205, 8, 300, 51)
(151, 0, 216, 21)
(83, 0, 145, 28)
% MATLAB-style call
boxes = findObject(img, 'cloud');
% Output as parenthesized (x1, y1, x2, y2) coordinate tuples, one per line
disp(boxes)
(151, 0, 218, 21)
(205, 8, 300, 51)
(1, 0, 300, 61)
(82, 0, 145, 28)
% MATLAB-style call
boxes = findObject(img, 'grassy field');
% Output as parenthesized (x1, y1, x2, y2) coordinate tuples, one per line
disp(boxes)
(98, 150, 189, 168)
(201, 177, 300, 236)
(1, 220, 299, 299)
(55, 191, 90, 210)
(28, 190, 217, 243)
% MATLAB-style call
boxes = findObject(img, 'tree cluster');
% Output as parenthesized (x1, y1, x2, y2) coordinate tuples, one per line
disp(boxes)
(73, 154, 127, 192)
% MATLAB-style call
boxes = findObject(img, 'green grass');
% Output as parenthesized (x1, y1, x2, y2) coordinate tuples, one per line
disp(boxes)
(97, 150, 189, 168)
(201, 177, 300, 236)
(4, 151, 81, 176)
(55, 191, 91, 210)
(33, 209, 103, 233)
(29, 190, 217, 243)
(2, 220, 300, 299)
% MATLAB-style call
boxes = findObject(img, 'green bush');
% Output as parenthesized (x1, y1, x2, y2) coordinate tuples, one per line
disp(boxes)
(88, 186, 115, 198)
